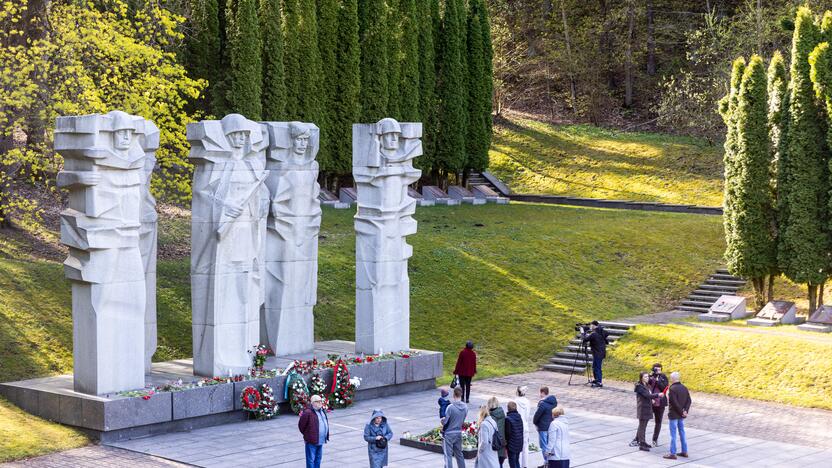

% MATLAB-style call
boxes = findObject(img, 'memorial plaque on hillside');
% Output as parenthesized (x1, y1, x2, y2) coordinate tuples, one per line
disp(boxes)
(709, 295, 745, 314)
(808, 305, 832, 325)
(756, 301, 795, 320)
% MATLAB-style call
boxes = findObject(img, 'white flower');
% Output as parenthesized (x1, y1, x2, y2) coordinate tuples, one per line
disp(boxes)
(349, 377, 362, 388)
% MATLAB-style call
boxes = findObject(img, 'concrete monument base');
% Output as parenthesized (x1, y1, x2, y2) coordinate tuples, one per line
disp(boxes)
(0, 341, 442, 443)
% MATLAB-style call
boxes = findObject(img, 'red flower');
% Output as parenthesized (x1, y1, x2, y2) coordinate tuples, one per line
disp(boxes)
(366, 356, 374, 362)
(402, 354, 410, 358)
(142, 395, 151, 400)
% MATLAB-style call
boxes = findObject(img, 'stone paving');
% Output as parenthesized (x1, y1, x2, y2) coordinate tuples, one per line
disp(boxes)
(8, 371, 832, 467)
(2, 445, 187, 468)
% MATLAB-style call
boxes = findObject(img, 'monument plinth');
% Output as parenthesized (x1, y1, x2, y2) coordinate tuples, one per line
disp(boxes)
(798, 305, 832, 332)
(747, 300, 801, 326)
(698, 295, 750, 322)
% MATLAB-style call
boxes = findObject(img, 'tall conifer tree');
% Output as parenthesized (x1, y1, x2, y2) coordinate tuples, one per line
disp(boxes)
(282, 0, 301, 117)
(260, 0, 286, 120)
(465, 0, 489, 173)
(398, 0, 420, 121)
(331, 0, 361, 175)
(719, 57, 745, 262)
(387, 0, 401, 119)
(417, 0, 437, 175)
(283, 0, 325, 126)
(316, 0, 339, 173)
(359, 0, 389, 121)
(780, 7, 829, 311)
(478, 0, 494, 141)
(435, 0, 468, 178)
(766, 51, 789, 302)
(187, 0, 223, 116)
(727, 55, 776, 308)
(226, 0, 262, 119)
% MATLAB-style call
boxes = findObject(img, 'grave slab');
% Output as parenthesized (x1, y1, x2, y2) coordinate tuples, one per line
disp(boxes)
(699, 295, 749, 322)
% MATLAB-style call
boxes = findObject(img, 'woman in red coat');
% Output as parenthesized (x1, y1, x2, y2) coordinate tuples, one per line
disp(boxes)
(453, 340, 477, 403)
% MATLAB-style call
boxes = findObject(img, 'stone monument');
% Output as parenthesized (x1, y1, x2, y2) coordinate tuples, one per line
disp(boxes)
(698, 295, 749, 322)
(352, 118, 422, 354)
(261, 122, 321, 355)
(55, 110, 151, 394)
(139, 122, 159, 372)
(188, 114, 269, 377)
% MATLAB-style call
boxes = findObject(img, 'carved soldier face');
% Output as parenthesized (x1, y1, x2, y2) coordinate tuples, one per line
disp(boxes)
(381, 131, 400, 151)
(228, 131, 247, 148)
(113, 129, 134, 150)
(292, 133, 310, 155)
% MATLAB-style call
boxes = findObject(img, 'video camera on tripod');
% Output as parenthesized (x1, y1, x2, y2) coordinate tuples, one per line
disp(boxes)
(574, 322, 592, 335)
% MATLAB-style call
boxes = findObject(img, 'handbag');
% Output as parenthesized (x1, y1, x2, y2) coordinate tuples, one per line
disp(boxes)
(375, 437, 388, 449)
(450, 375, 459, 389)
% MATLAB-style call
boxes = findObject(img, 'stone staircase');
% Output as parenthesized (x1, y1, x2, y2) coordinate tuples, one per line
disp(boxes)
(674, 268, 747, 315)
(467, 171, 509, 195)
(543, 321, 635, 374)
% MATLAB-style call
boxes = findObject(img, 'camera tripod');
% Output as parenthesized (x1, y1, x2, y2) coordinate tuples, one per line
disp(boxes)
(567, 336, 594, 386)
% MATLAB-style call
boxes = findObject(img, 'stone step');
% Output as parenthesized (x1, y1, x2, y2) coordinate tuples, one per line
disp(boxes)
(568, 335, 621, 346)
(710, 274, 745, 281)
(597, 321, 635, 330)
(692, 289, 724, 297)
(542, 363, 583, 373)
(698, 284, 739, 292)
(681, 300, 716, 307)
(715, 268, 730, 275)
(687, 294, 720, 302)
(677, 305, 711, 312)
(555, 352, 593, 361)
(704, 279, 746, 286)
(549, 357, 589, 367)
(564, 345, 595, 354)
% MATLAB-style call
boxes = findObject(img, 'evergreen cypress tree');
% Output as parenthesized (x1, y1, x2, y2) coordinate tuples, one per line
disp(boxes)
(387, 0, 401, 119)
(260, 0, 286, 120)
(330, 0, 361, 176)
(766, 50, 789, 302)
(781, 6, 829, 312)
(477, 0, 494, 141)
(359, 0, 388, 121)
(316, 0, 339, 174)
(398, 0, 420, 121)
(417, 0, 437, 176)
(727, 55, 776, 309)
(283, 0, 325, 126)
(435, 0, 468, 178)
(465, 0, 489, 173)
(187, 0, 223, 116)
(719, 57, 745, 266)
(226, 0, 263, 119)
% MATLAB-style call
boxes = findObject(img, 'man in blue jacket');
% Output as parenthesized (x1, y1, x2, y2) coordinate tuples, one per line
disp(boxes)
(532, 386, 557, 468)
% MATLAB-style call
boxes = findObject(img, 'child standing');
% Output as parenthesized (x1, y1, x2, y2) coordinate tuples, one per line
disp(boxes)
(438, 388, 451, 422)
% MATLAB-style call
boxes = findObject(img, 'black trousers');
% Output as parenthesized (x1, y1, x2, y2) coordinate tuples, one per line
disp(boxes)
(652, 406, 665, 442)
(458, 376, 472, 402)
(636, 418, 650, 446)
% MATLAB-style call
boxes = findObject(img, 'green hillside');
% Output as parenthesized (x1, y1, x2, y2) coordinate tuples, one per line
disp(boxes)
(489, 116, 724, 206)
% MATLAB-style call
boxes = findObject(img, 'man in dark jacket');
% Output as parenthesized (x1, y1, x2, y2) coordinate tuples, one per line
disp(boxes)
(298, 394, 329, 468)
(504, 402, 525, 468)
(664, 372, 692, 460)
(532, 386, 557, 467)
(648, 363, 669, 447)
(581, 321, 609, 388)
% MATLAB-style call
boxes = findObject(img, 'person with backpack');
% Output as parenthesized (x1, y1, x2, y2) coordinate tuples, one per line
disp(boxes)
(363, 409, 393, 468)
(475, 405, 500, 468)
(487, 396, 507, 467)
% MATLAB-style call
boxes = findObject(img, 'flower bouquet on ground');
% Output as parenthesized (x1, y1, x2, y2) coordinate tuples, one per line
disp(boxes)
(401, 425, 478, 459)
(248, 344, 272, 372)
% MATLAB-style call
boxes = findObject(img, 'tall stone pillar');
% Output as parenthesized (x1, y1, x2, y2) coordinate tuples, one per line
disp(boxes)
(55, 111, 150, 395)
(139, 122, 159, 373)
(261, 122, 321, 356)
(353, 118, 422, 354)
(188, 114, 269, 377)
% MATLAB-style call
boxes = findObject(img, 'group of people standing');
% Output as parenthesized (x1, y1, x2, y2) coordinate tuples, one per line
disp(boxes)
(632, 363, 692, 460)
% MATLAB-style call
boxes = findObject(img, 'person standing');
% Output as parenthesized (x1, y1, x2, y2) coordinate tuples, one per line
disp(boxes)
(664, 372, 692, 460)
(487, 397, 507, 467)
(532, 387, 558, 467)
(454, 341, 477, 403)
(443, 386, 469, 468)
(514, 386, 532, 468)
(634, 372, 660, 452)
(580, 321, 609, 388)
(298, 394, 329, 468)
(363, 409, 393, 468)
(545, 407, 570, 468)
(439, 388, 451, 422)
(475, 405, 500, 468)
(505, 402, 525, 468)
(648, 363, 669, 447)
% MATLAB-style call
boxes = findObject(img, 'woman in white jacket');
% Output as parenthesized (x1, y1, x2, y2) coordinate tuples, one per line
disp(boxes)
(475, 405, 500, 468)
(545, 407, 570, 468)
(514, 386, 531, 467)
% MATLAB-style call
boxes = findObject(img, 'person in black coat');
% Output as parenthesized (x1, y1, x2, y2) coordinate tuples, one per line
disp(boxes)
(634, 372, 660, 452)
(581, 321, 609, 387)
(504, 402, 525, 468)
(648, 363, 669, 447)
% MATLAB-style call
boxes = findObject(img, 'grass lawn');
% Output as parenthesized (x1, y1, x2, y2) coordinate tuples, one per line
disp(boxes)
(605, 323, 832, 410)
(488, 116, 724, 206)
(0, 397, 87, 462)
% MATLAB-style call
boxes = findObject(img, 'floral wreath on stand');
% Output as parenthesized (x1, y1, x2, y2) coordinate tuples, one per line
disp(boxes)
(257, 383, 278, 420)
(309, 371, 330, 411)
(328, 359, 360, 409)
(285, 371, 311, 415)
(241, 386, 261, 412)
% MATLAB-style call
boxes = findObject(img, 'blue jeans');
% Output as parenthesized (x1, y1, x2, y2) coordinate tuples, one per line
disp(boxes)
(305, 443, 323, 468)
(669, 418, 687, 455)
(538, 430, 549, 463)
(592, 355, 603, 383)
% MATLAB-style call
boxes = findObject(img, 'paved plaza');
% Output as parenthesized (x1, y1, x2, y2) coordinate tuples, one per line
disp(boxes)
(7, 371, 832, 467)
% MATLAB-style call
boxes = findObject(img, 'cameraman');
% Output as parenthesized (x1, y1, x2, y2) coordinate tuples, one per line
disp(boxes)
(581, 321, 609, 388)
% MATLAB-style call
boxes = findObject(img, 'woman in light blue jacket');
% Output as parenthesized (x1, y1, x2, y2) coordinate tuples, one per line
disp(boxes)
(545, 407, 570, 468)
(363, 409, 393, 468)
(475, 405, 500, 468)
